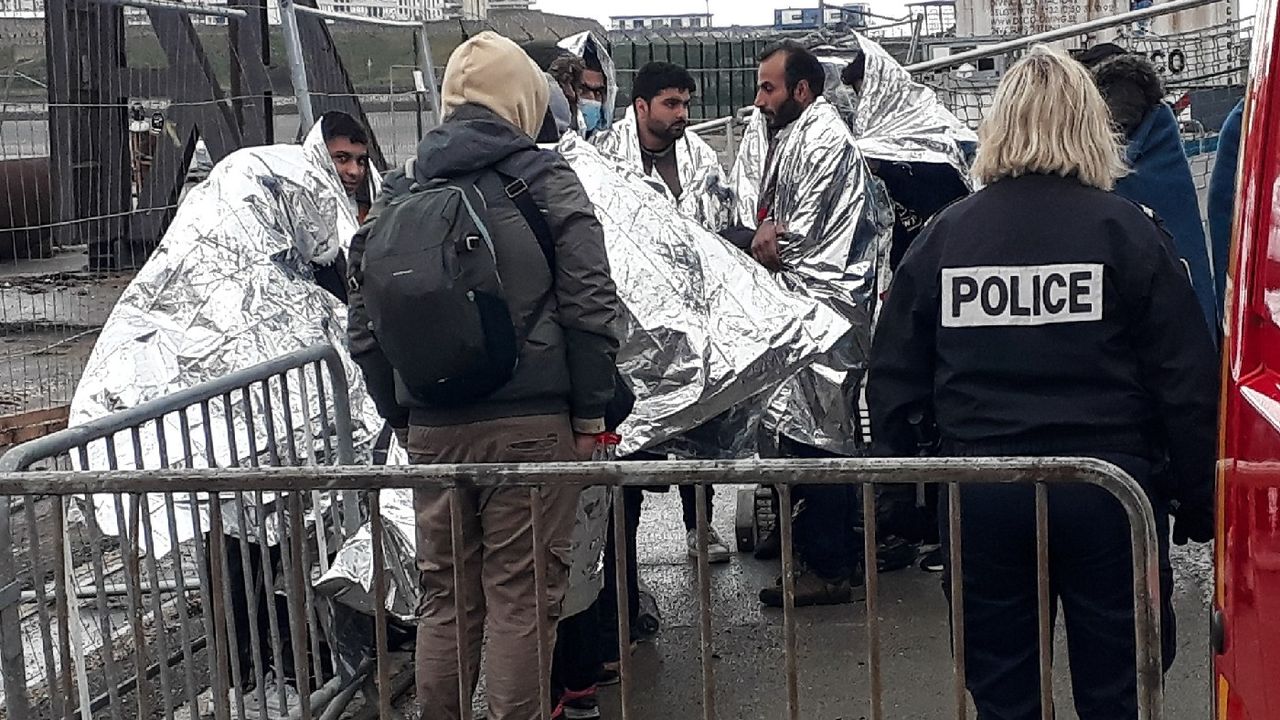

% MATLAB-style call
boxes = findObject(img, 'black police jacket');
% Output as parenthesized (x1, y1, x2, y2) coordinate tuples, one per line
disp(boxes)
(867, 173, 1218, 508)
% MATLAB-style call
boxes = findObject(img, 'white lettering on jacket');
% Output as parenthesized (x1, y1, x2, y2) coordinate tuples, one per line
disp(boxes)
(941, 264, 1104, 328)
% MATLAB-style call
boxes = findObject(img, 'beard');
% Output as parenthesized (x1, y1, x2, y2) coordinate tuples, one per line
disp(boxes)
(764, 95, 804, 130)
(646, 118, 687, 146)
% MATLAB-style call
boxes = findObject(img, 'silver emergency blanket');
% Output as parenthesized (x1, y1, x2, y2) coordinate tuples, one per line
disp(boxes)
(817, 33, 977, 177)
(731, 43, 974, 229)
(571, 132, 853, 457)
(592, 107, 732, 231)
(68, 120, 387, 557)
(318, 135, 856, 620)
(728, 97, 893, 454)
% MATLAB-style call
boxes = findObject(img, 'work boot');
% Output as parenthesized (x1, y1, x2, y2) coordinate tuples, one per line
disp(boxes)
(759, 568, 864, 607)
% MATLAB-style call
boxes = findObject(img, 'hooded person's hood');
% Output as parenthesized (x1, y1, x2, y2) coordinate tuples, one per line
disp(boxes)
(415, 104, 538, 180)
(441, 31, 549, 139)
(813, 33, 975, 180)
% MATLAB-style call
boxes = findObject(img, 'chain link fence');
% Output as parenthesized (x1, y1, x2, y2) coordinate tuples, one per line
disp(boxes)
(0, 1, 270, 436)
(0, 1, 602, 431)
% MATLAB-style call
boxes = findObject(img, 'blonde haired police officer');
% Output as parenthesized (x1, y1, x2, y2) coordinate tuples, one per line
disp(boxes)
(867, 46, 1218, 720)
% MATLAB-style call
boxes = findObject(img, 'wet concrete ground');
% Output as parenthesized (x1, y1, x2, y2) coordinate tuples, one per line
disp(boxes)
(596, 485, 1213, 719)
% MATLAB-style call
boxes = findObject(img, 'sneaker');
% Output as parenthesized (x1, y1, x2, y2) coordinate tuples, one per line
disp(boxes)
(687, 527, 731, 563)
(753, 526, 781, 560)
(920, 546, 945, 573)
(759, 568, 865, 607)
(553, 686, 601, 720)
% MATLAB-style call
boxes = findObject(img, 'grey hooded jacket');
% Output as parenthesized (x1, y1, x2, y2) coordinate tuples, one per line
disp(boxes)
(348, 104, 620, 433)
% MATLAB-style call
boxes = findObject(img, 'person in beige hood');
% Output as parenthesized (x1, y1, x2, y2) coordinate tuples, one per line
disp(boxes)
(441, 30, 550, 138)
(346, 30, 620, 720)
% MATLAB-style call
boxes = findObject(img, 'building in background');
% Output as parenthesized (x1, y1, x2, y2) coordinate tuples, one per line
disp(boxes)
(488, 0, 532, 9)
(905, 0, 956, 35)
(953, 0, 1236, 36)
(610, 12, 714, 30)
(442, 0, 486, 19)
(0, 0, 40, 18)
(322, 0, 445, 21)
(774, 3, 870, 30)
(0, 0, 451, 23)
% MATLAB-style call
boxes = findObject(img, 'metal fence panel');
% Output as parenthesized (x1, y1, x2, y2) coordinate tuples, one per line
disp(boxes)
(0, 343, 354, 720)
(0, 454, 1165, 719)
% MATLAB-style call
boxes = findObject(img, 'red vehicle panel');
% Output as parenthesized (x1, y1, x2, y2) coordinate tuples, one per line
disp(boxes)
(1215, 2, 1280, 717)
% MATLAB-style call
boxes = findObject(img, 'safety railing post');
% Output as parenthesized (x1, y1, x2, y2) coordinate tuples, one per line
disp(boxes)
(279, 0, 316, 136)
(0, 497, 32, 719)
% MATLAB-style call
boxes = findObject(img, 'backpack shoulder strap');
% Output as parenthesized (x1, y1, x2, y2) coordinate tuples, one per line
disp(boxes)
(477, 162, 556, 272)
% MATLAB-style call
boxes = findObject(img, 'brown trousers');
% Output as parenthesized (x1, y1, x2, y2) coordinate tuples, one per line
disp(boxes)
(410, 413, 580, 720)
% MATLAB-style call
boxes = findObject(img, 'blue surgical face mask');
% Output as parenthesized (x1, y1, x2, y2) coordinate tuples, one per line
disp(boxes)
(580, 99, 604, 132)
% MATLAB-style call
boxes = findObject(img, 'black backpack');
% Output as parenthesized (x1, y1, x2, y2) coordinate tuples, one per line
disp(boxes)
(359, 158, 554, 406)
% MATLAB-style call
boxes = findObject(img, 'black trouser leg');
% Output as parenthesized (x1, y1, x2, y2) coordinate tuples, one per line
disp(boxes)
(679, 483, 715, 532)
(600, 486, 643, 663)
(778, 437, 862, 580)
(947, 454, 1173, 720)
(552, 600, 603, 698)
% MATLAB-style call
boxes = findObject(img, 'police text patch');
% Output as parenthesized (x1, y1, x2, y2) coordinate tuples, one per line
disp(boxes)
(941, 264, 1103, 328)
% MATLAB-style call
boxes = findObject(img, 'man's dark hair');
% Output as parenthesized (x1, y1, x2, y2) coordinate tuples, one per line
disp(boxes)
(632, 61, 696, 104)
(840, 51, 866, 87)
(759, 40, 826, 98)
(320, 111, 369, 146)
(1073, 42, 1128, 69)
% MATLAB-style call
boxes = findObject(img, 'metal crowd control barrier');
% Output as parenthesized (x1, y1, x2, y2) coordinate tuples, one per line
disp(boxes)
(0, 344, 355, 720)
(0, 456, 1164, 720)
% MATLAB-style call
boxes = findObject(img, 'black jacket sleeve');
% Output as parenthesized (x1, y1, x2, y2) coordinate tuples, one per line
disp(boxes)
(537, 156, 621, 433)
(1126, 219, 1220, 510)
(312, 252, 348, 305)
(346, 170, 413, 429)
(867, 220, 943, 457)
(719, 224, 757, 251)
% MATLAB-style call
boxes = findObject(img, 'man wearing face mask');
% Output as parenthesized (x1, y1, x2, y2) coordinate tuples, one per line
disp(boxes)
(556, 31, 613, 137)
(578, 56, 609, 136)
(725, 41, 887, 607)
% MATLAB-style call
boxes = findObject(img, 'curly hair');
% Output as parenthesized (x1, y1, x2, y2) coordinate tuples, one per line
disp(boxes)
(1090, 53, 1165, 136)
